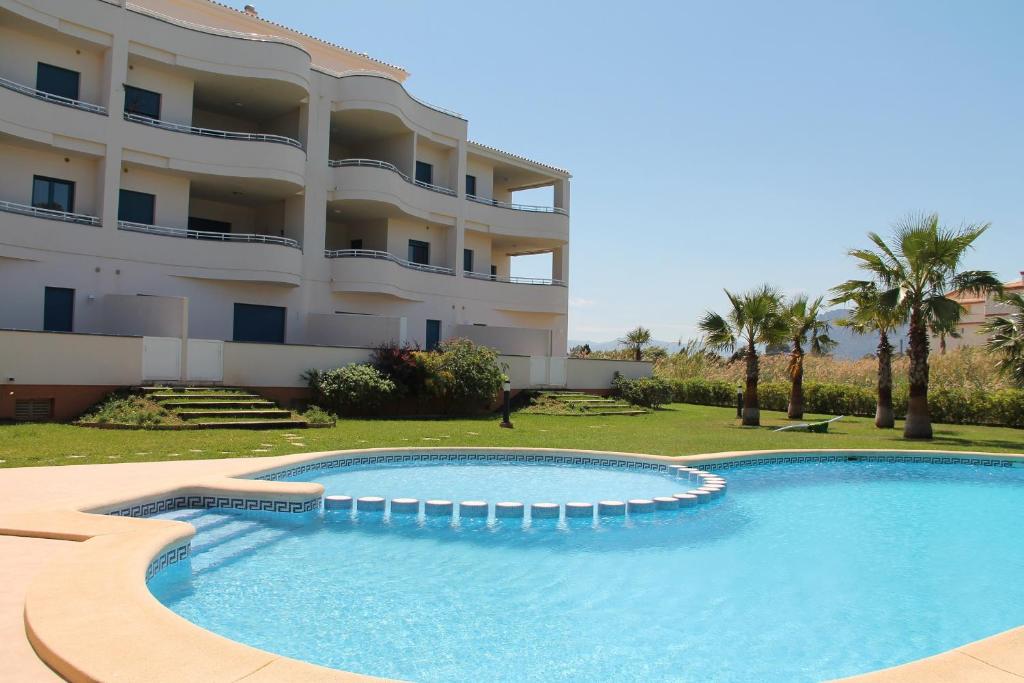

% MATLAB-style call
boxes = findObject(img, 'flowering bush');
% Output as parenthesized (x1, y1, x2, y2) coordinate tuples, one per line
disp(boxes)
(304, 365, 396, 416)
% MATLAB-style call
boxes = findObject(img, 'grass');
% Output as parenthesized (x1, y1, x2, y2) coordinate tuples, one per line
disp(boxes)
(1, 403, 1021, 469)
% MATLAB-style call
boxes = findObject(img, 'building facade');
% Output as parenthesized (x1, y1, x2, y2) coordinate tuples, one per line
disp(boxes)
(0, 0, 571, 363)
(932, 272, 1024, 352)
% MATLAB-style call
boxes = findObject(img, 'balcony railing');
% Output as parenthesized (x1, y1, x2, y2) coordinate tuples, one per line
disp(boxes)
(123, 113, 304, 149)
(0, 199, 101, 226)
(328, 158, 457, 197)
(464, 271, 566, 287)
(467, 194, 568, 215)
(118, 221, 301, 248)
(324, 248, 454, 275)
(123, 3, 309, 54)
(0, 76, 107, 115)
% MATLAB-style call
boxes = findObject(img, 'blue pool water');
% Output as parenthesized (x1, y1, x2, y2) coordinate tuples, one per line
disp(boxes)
(149, 455, 1024, 682)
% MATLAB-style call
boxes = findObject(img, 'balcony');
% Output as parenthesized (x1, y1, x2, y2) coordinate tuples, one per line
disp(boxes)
(0, 199, 100, 226)
(464, 271, 566, 287)
(124, 113, 302, 149)
(325, 249, 455, 300)
(328, 159, 455, 196)
(114, 221, 303, 285)
(0, 76, 106, 115)
(467, 194, 567, 216)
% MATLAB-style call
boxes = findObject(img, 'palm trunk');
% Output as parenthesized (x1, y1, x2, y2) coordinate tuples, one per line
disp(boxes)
(904, 310, 933, 439)
(787, 339, 804, 419)
(875, 330, 894, 428)
(634, 347, 642, 362)
(939, 333, 947, 355)
(743, 342, 760, 426)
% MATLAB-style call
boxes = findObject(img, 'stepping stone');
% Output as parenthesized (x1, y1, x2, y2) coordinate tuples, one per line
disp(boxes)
(189, 449, 204, 453)
(252, 449, 269, 453)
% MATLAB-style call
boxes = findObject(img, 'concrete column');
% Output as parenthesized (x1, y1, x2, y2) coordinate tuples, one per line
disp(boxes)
(552, 245, 569, 283)
(178, 297, 189, 382)
(554, 178, 570, 212)
(98, 26, 129, 232)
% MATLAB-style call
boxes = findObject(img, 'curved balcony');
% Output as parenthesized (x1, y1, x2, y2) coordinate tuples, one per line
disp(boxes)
(464, 194, 569, 242)
(461, 272, 568, 314)
(122, 3, 311, 91)
(464, 271, 566, 287)
(326, 249, 454, 300)
(0, 203, 104, 261)
(328, 159, 457, 221)
(116, 221, 302, 286)
(327, 73, 467, 141)
(0, 80, 109, 149)
(1, 200, 101, 227)
(121, 114, 306, 187)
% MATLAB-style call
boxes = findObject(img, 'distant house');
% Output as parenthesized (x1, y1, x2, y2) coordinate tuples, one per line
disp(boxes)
(933, 271, 1024, 352)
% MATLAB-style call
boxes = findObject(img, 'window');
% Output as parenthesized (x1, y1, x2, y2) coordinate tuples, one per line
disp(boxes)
(43, 287, 74, 332)
(32, 176, 75, 213)
(118, 190, 155, 225)
(465, 174, 477, 196)
(14, 399, 54, 421)
(188, 217, 231, 234)
(123, 85, 161, 119)
(233, 303, 286, 343)
(36, 63, 80, 100)
(426, 319, 441, 351)
(415, 161, 433, 185)
(350, 239, 363, 250)
(490, 264, 498, 280)
(463, 248, 474, 273)
(408, 239, 430, 265)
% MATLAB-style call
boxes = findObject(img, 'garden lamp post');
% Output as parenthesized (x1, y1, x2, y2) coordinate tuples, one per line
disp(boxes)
(500, 378, 513, 428)
(736, 382, 743, 419)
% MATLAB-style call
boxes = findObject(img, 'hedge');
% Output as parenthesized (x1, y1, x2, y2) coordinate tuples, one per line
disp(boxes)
(669, 378, 1024, 429)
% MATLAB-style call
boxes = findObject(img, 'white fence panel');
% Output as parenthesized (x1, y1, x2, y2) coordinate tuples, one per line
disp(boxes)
(186, 339, 224, 381)
(548, 357, 567, 387)
(142, 336, 181, 381)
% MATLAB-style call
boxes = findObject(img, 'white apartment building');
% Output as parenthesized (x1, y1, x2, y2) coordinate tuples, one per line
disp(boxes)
(0, 0, 571, 357)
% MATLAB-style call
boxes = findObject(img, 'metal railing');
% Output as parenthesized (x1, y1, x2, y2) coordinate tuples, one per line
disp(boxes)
(123, 112, 304, 149)
(467, 193, 568, 215)
(0, 76, 107, 115)
(464, 271, 566, 287)
(0, 199, 101, 226)
(323, 248, 454, 275)
(328, 158, 457, 196)
(312, 68, 466, 120)
(124, 3, 309, 54)
(118, 220, 301, 248)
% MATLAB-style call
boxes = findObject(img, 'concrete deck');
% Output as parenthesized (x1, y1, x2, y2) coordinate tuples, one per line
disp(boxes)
(1, 448, 1022, 682)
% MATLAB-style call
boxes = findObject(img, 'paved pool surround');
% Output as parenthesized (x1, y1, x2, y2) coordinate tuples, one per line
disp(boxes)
(3, 447, 1024, 683)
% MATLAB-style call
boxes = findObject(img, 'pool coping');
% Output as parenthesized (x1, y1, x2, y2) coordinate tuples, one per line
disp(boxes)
(2, 446, 1023, 682)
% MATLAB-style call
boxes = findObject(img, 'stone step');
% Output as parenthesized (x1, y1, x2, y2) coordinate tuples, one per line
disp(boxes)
(590, 409, 648, 416)
(150, 393, 262, 401)
(139, 386, 245, 392)
(159, 400, 274, 409)
(176, 409, 292, 419)
(189, 420, 308, 430)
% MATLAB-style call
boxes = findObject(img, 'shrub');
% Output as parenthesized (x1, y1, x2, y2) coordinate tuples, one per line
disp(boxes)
(670, 378, 735, 407)
(418, 338, 504, 413)
(612, 373, 674, 408)
(78, 394, 172, 427)
(300, 405, 336, 425)
(372, 342, 427, 396)
(304, 365, 397, 416)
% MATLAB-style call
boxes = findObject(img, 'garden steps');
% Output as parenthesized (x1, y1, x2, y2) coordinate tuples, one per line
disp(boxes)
(142, 386, 310, 429)
(149, 393, 263, 401)
(537, 391, 651, 416)
(175, 409, 293, 419)
(157, 400, 275, 409)
(186, 419, 309, 429)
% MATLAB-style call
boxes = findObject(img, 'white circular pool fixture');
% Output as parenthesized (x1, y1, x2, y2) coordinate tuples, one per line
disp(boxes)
(424, 500, 454, 516)
(390, 498, 420, 514)
(700, 485, 725, 498)
(598, 500, 626, 516)
(531, 502, 560, 519)
(565, 501, 594, 518)
(688, 489, 712, 502)
(356, 496, 385, 512)
(459, 500, 488, 518)
(495, 501, 525, 518)
(324, 495, 352, 511)
(654, 496, 679, 510)
(673, 493, 698, 507)
(627, 499, 656, 514)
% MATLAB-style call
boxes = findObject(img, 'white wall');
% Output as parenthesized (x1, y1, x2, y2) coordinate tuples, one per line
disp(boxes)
(125, 59, 194, 125)
(0, 329, 143, 385)
(222, 341, 372, 387)
(102, 294, 185, 337)
(385, 217, 450, 267)
(0, 23, 105, 106)
(455, 324, 550, 356)
(119, 164, 190, 228)
(0, 142, 101, 216)
(306, 312, 405, 348)
(566, 359, 654, 389)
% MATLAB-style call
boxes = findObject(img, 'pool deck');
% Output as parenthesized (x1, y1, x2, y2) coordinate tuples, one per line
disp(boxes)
(1, 447, 1023, 682)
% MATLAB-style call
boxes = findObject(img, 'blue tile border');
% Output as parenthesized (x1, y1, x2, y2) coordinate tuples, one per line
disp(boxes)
(107, 495, 320, 518)
(255, 451, 673, 482)
(146, 541, 190, 581)
(696, 452, 1016, 471)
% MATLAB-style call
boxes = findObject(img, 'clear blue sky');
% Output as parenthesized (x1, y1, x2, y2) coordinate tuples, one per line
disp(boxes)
(254, 0, 1023, 344)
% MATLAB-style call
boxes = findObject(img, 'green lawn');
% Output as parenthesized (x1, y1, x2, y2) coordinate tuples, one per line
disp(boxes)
(2, 403, 1021, 469)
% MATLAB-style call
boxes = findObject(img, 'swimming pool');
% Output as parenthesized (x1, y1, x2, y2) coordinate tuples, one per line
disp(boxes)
(148, 451, 1024, 682)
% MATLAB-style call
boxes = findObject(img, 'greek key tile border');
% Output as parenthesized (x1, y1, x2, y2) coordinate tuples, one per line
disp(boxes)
(255, 452, 673, 482)
(107, 495, 320, 518)
(695, 453, 1015, 471)
(145, 541, 190, 581)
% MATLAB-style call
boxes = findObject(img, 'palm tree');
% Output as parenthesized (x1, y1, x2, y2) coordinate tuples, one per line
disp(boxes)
(619, 326, 652, 361)
(930, 316, 962, 355)
(846, 214, 1001, 438)
(982, 292, 1024, 387)
(699, 285, 787, 426)
(781, 295, 837, 419)
(830, 280, 904, 428)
